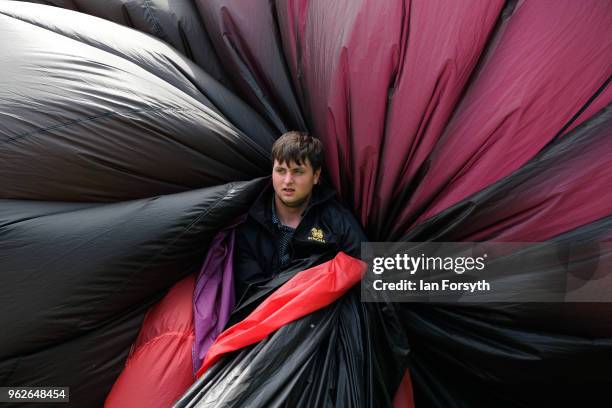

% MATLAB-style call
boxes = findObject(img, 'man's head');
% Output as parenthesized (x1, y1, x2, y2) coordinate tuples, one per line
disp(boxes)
(271, 131, 323, 209)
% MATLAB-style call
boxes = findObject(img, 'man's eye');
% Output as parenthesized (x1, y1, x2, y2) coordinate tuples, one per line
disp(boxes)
(276, 168, 286, 173)
(294, 169, 304, 174)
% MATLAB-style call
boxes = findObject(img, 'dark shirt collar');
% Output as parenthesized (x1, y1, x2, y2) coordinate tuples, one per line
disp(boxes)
(271, 195, 296, 232)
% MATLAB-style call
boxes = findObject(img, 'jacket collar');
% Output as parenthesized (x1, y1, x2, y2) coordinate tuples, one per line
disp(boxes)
(248, 177, 336, 230)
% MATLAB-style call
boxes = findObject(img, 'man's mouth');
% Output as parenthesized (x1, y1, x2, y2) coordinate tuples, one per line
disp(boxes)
(282, 188, 295, 194)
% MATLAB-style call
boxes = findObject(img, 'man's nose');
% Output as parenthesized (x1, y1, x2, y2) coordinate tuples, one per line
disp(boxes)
(283, 172, 293, 184)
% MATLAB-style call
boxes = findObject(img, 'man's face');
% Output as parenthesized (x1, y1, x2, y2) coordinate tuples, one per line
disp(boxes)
(272, 159, 321, 208)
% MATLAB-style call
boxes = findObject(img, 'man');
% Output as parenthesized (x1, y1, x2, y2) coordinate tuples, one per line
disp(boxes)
(233, 131, 367, 301)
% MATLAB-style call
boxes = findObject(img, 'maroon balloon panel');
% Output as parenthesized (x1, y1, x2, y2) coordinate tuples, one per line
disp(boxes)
(466, 119, 612, 242)
(277, 0, 504, 232)
(398, 0, 612, 236)
(278, 1, 612, 239)
(404, 108, 612, 243)
(270, 0, 612, 241)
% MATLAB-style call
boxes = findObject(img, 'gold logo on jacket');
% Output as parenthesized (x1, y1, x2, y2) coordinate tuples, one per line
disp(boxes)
(308, 227, 326, 243)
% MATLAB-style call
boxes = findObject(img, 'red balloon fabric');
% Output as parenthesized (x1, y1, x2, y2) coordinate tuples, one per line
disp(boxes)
(393, 371, 415, 408)
(196, 252, 366, 378)
(105, 275, 196, 408)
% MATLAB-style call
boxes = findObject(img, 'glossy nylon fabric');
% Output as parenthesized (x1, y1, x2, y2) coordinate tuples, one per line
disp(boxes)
(175, 254, 409, 408)
(195, 252, 366, 378)
(192, 222, 240, 373)
(1, 0, 611, 407)
(185, 0, 612, 239)
(106, 274, 197, 408)
(23, 0, 230, 87)
(9, 4, 609, 233)
(0, 180, 265, 407)
(402, 107, 612, 243)
(396, 110, 612, 407)
(194, 0, 308, 133)
(179, 3, 609, 406)
(1, 1, 274, 202)
(177, 293, 398, 408)
(400, 224, 612, 407)
(388, 0, 612, 238)
(23, 0, 309, 134)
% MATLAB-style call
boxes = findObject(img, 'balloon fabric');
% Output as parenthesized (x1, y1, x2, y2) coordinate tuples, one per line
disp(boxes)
(1, 0, 611, 406)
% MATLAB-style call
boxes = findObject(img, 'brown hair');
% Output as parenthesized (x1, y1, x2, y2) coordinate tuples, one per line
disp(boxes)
(271, 131, 324, 171)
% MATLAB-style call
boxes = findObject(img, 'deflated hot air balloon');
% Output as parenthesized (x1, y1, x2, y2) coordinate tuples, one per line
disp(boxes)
(1, 0, 611, 407)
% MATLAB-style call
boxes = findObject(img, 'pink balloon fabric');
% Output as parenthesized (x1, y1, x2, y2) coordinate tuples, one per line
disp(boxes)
(396, 0, 612, 236)
(287, 0, 610, 240)
(404, 109, 612, 243)
(105, 275, 196, 408)
(201, 0, 611, 240)
(278, 0, 504, 233)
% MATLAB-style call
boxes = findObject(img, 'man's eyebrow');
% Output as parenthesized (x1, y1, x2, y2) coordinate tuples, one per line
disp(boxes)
(274, 162, 306, 170)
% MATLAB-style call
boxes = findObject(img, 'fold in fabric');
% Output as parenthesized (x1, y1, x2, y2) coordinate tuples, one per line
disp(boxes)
(397, 109, 612, 407)
(192, 218, 244, 373)
(1, 2, 273, 201)
(196, 252, 366, 378)
(106, 275, 196, 408)
(175, 254, 409, 408)
(0, 180, 264, 407)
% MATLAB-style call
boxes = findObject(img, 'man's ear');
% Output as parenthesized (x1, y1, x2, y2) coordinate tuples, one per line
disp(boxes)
(314, 168, 321, 184)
